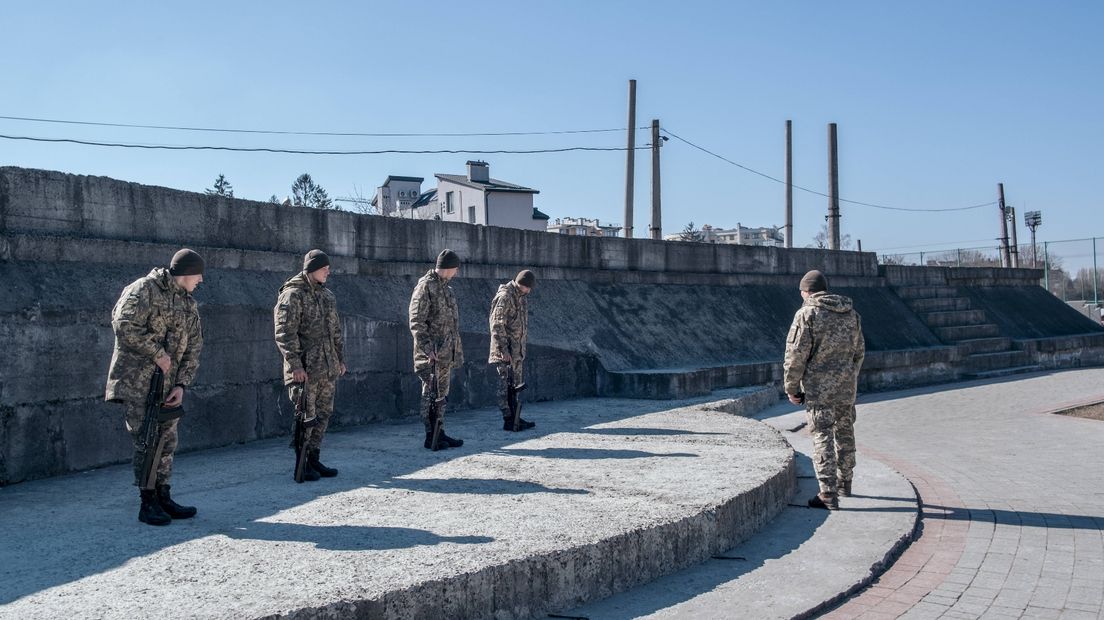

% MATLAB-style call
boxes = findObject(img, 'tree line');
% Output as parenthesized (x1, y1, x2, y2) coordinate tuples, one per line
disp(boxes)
(205, 173, 333, 209)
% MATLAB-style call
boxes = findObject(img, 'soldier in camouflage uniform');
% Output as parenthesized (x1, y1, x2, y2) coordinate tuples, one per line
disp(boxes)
(783, 270, 865, 510)
(489, 269, 536, 431)
(274, 249, 347, 481)
(105, 249, 205, 526)
(408, 249, 465, 450)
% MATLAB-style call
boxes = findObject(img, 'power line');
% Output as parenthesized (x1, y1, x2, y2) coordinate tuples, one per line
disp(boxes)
(0, 114, 646, 138)
(661, 126, 997, 213)
(0, 134, 647, 155)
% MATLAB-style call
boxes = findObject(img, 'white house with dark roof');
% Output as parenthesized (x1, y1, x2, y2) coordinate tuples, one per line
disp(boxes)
(371, 161, 549, 229)
(434, 161, 548, 230)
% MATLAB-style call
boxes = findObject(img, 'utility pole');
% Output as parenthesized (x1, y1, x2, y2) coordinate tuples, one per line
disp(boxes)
(857, 239, 862, 253)
(998, 183, 1012, 268)
(785, 120, 793, 248)
(650, 119, 663, 240)
(624, 79, 636, 239)
(1007, 206, 1019, 267)
(827, 123, 840, 250)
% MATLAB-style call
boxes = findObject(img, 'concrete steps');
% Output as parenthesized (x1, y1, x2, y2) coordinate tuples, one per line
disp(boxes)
(934, 323, 1001, 342)
(919, 309, 988, 328)
(909, 297, 973, 313)
(896, 285, 1034, 378)
(895, 285, 961, 300)
(966, 364, 1045, 380)
(957, 337, 1014, 356)
(963, 350, 1031, 373)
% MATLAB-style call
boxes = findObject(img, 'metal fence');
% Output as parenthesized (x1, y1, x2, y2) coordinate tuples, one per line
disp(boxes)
(879, 236, 1102, 305)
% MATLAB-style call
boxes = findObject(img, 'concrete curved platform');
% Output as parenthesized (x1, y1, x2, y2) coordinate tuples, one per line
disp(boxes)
(0, 388, 793, 619)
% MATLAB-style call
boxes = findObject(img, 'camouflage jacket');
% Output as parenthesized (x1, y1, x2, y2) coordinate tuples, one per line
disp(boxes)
(488, 281, 528, 363)
(105, 267, 203, 403)
(273, 271, 345, 385)
(409, 270, 464, 371)
(783, 292, 866, 406)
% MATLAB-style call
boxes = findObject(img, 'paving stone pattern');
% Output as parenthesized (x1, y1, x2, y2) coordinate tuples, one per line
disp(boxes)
(825, 368, 1104, 619)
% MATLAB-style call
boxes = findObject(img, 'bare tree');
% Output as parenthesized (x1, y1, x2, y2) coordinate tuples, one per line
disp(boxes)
(338, 185, 380, 215)
(810, 223, 852, 250)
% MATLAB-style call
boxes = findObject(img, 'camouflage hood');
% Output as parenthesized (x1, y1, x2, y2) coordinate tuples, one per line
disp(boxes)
(805, 292, 853, 313)
(279, 271, 316, 294)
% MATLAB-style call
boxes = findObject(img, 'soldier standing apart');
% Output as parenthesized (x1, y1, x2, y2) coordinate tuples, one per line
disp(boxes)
(489, 270, 537, 431)
(409, 249, 465, 450)
(783, 270, 865, 510)
(106, 249, 205, 526)
(274, 250, 347, 481)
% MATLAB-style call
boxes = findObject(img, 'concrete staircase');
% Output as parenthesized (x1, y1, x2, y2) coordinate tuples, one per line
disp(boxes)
(896, 285, 1042, 379)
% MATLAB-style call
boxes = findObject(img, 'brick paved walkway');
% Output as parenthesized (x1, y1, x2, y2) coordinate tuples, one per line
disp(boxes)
(824, 368, 1104, 619)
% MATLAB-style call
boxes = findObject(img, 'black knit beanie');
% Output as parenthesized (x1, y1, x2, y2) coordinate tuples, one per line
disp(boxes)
(303, 249, 330, 273)
(169, 249, 205, 276)
(514, 270, 536, 288)
(436, 249, 461, 270)
(800, 270, 828, 293)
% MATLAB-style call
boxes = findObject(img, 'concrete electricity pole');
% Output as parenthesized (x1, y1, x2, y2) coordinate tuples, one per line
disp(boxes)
(785, 120, 793, 248)
(998, 183, 1012, 268)
(1008, 206, 1020, 268)
(624, 79, 636, 239)
(650, 119, 663, 240)
(827, 123, 841, 250)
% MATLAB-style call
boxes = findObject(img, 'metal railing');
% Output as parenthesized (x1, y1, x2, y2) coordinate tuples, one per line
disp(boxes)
(879, 236, 1101, 305)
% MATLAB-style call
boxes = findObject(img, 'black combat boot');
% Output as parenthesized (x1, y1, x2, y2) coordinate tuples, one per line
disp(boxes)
(808, 492, 839, 510)
(439, 431, 463, 448)
(157, 484, 197, 519)
(424, 431, 451, 451)
(503, 417, 536, 431)
(838, 480, 852, 497)
(139, 489, 172, 526)
(308, 449, 338, 477)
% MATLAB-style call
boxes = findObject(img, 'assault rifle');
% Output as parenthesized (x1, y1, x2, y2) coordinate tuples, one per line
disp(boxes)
(426, 340, 448, 452)
(137, 367, 184, 491)
(292, 383, 317, 483)
(506, 347, 527, 432)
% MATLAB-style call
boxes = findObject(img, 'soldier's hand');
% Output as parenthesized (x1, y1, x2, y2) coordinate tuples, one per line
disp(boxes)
(292, 368, 308, 383)
(339, 363, 347, 377)
(788, 393, 804, 405)
(502, 353, 512, 362)
(164, 386, 184, 407)
(427, 350, 438, 363)
(155, 353, 171, 374)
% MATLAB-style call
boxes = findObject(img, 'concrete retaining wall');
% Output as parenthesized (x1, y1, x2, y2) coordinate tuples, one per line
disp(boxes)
(2, 166, 1102, 486)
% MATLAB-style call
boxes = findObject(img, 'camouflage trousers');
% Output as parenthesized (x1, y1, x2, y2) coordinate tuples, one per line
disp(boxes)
(417, 363, 453, 433)
(124, 401, 179, 487)
(494, 360, 524, 419)
(806, 403, 857, 494)
(288, 376, 337, 452)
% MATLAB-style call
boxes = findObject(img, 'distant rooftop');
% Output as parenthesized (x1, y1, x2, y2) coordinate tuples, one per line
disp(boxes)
(435, 174, 539, 194)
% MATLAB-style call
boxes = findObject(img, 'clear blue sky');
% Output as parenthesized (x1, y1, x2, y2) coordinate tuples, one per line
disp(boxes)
(2, 1, 1101, 263)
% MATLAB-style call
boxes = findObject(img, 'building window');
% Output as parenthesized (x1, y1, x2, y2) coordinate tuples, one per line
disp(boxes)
(468, 205, 476, 224)
(445, 191, 455, 214)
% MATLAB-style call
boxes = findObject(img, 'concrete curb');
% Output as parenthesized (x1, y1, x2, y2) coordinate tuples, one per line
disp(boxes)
(793, 477, 923, 620)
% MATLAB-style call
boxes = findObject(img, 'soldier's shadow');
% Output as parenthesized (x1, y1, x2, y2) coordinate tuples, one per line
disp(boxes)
(225, 523, 494, 551)
(0, 395, 739, 606)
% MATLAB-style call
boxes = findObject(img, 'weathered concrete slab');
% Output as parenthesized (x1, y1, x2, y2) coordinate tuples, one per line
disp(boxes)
(0, 388, 793, 619)
(559, 402, 919, 619)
